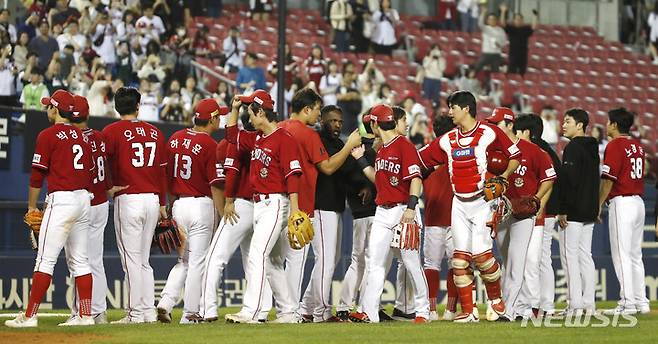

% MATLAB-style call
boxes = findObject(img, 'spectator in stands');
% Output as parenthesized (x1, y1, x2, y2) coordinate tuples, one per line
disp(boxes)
(648, 6, 658, 64)
(0, 44, 17, 106)
(267, 43, 298, 89)
(350, 0, 371, 53)
(457, 0, 478, 33)
(193, 26, 216, 58)
(401, 92, 426, 123)
(337, 71, 362, 135)
(590, 124, 607, 161)
(0, 9, 17, 43)
(138, 77, 161, 121)
(28, 20, 59, 70)
(319, 59, 342, 106)
(58, 44, 76, 81)
(304, 45, 326, 88)
(136, 4, 166, 43)
(90, 11, 117, 70)
(435, 0, 458, 31)
(213, 80, 232, 106)
(57, 20, 86, 63)
(236, 52, 266, 93)
(116, 9, 137, 42)
(50, 0, 81, 27)
(420, 44, 446, 104)
(540, 105, 559, 149)
(409, 114, 432, 147)
(342, 60, 356, 76)
(357, 58, 385, 89)
(330, 0, 353, 52)
(370, 0, 399, 55)
(164, 25, 193, 80)
(473, 8, 507, 73)
(161, 80, 186, 123)
(138, 54, 166, 84)
(377, 82, 395, 105)
(153, 0, 175, 30)
(250, 0, 273, 21)
(222, 26, 246, 73)
(109, 0, 127, 27)
(115, 41, 134, 86)
(13, 32, 31, 71)
(88, 66, 116, 117)
(360, 78, 378, 111)
(44, 57, 66, 93)
(455, 66, 483, 96)
(20, 68, 49, 110)
(499, 4, 538, 75)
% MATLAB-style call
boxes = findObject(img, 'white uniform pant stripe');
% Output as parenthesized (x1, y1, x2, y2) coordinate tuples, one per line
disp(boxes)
(337, 216, 372, 312)
(559, 221, 596, 311)
(539, 217, 557, 311)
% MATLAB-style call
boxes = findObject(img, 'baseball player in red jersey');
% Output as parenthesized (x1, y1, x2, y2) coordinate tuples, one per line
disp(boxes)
(418, 91, 521, 323)
(222, 92, 305, 323)
(102, 87, 168, 324)
(6, 90, 95, 328)
(280, 88, 361, 322)
(421, 115, 457, 321)
(495, 114, 556, 321)
(200, 105, 273, 322)
(348, 104, 430, 324)
(599, 108, 650, 315)
(63, 95, 112, 325)
(155, 99, 227, 324)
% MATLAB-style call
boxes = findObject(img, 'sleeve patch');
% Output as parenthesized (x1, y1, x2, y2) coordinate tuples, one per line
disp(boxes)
(545, 167, 556, 177)
(32, 154, 41, 163)
(601, 164, 611, 174)
(290, 160, 301, 170)
(408, 164, 420, 175)
(508, 144, 520, 155)
(224, 157, 235, 167)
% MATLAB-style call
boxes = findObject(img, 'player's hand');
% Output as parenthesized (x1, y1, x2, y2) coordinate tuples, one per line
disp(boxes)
(351, 145, 365, 159)
(596, 207, 603, 224)
(106, 185, 129, 198)
(231, 95, 242, 110)
(159, 206, 168, 220)
(358, 187, 372, 204)
(223, 200, 240, 225)
(557, 214, 568, 229)
(401, 208, 415, 224)
(346, 129, 362, 149)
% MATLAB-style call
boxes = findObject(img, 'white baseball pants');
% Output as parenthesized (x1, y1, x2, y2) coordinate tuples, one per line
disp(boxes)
(337, 216, 373, 312)
(114, 193, 159, 322)
(539, 216, 557, 312)
(500, 217, 535, 318)
(423, 226, 453, 270)
(452, 197, 495, 255)
(520, 224, 543, 313)
(157, 256, 187, 313)
(559, 221, 596, 312)
(608, 196, 649, 311)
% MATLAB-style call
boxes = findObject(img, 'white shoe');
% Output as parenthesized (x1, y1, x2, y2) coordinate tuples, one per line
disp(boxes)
(225, 312, 260, 324)
(143, 310, 157, 323)
(111, 316, 144, 324)
(179, 313, 203, 324)
(442, 310, 456, 321)
(453, 312, 479, 323)
(429, 311, 439, 321)
(639, 305, 650, 314)
(94, 312, 108, 324)
(602, 306, 637, 315)
(271, 312, 303, 324)
(5, 313, 37, 328)
(59, 315, 94, 326)
(473, 307, 480, 319)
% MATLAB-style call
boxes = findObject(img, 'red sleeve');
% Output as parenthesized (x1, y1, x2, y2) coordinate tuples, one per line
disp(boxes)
(101, 126, 115, 157)
(206, 141, 222, 186)
(226, 125, 257, 152)
(538, 150, 557, 183)
(601, 141, 621, 181)
(31, 131, 52, 171)
(83, 136, 96, 189)
(280, 134, 303, 179)
(401, 140, 422, 180)
(225, 168, 239, 197)
(29, 168, 47, 188)
(491, 125, 521, 159)
(286, 173, 301, 194)
(307, 131, 329, 164)
(418, 139, 447, 169)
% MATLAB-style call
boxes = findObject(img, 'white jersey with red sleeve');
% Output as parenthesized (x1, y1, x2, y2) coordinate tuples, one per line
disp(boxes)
(167, 128, 220, 198)
(506, 139, 556, 200)
(374, 135, 422, 205)
(102, 119, 167, 201)
(419, 121, 520, 199)
(82, 128, 109, 206)
(601, 136, 645, 199)
(32, 123, 94, 192)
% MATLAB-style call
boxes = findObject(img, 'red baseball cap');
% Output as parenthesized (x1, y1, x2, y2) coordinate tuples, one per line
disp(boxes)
(369, 104, 395, 123)
(194, 99, 228, 120)
(72, 95, 89, 120)
(239, 89, 274, 110)
(486, 107, 515, 124)
(41, 89, 75, 113)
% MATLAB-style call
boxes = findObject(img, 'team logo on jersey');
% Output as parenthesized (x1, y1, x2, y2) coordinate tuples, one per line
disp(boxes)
(545, 167, 556, 177)
(389, 176, 399, 186)
(452, 147, 474, 158)
(224, 158, 235, 167)
(260, 167, 268, 178)
(32, 154, 41, 163)
(290, 160, 301, 170)
(514, 177, 524, 188)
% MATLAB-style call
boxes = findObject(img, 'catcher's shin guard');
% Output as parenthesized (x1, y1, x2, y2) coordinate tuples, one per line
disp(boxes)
(473, 250, 502, 300)
(451, 251, 474, 315)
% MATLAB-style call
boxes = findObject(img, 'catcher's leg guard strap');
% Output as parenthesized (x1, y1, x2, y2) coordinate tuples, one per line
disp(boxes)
(473, 251, 502, 300)
(451, 251, 474, 288)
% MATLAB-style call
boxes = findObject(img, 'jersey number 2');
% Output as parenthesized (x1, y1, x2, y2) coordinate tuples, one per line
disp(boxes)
(132, 142, 156, 167)
(173, 153, 192, 180)
(72, 144, 84, 170)
(630, 157, 643, 180)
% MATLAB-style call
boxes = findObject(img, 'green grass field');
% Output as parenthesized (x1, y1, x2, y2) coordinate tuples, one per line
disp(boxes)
(1, 302, 657, 344)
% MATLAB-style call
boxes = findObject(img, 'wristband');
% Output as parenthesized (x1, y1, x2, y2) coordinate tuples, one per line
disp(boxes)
(357, 156, 370, 170)
(407, 195, 419, 210)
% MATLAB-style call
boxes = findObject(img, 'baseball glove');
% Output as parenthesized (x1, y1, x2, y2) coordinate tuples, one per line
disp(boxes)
(24, 209, 43, 233)
(510, 196, 541, 220)
(154, 219, 182, 254)
(487, 196, 512, 239)
(287, 210, 314, 250)
(483, 176, 508, 201)
(391, 222, 421, 250)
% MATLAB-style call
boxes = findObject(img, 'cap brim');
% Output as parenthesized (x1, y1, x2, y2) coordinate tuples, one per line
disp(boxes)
(239, 95, 254, 104)
(362, 114, 372, 123)
(40, 97, 53, 106)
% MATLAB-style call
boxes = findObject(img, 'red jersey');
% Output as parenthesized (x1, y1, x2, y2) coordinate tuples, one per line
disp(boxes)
(423, 165, 453, 227)
(601, 136, 645, 199)
(82, 128, 109, 206)
(374, 135, 422, 205)
(31, 123, 94, 192)
(419, 122, 521, 199)
(167, 129, 221, 198)
(506, 139, 556, 200)
(223, 141, 254, 199)
(278, 119, 329, 215)
(102, 119, 167, 202)
(306, 57, 325, 86)
(226, 125, 302, 194)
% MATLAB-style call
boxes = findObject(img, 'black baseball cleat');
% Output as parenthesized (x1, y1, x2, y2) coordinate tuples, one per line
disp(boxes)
(496, 315, 512, 322)
(391, 308, 415, 321)
(379, 309, 394, 321)
(157, 307, 171, 323)
(336, 311, 350, 321)
(301, 314, 313, 323)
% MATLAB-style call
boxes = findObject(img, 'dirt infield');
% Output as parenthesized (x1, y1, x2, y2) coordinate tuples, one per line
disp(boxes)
(4, 332, 108, 343)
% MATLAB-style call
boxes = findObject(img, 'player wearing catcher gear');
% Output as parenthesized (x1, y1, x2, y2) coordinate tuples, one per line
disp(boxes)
(103, 87, 168, 324)
(349, 104, 430, 324)
(6, 90, 95, 328)
(418, 91, 521, 323)
(280, 89, 361, 322)
(223, 91, 305, 323)
(156, 99, 226, 324)
(599, 108, 650, 315)
(557, 108, 600, 316)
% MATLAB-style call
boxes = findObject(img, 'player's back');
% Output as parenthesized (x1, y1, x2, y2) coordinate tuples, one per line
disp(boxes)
(103, 119, 167, 196)
(423, 165, 452, 227)
(33, 123, 93, 193)
(168, 128, 218, 197)
(82, 128, 109, 205)
(603, 136, 645, 198)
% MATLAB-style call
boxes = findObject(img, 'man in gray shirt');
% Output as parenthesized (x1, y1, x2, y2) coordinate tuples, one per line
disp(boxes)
(28, 21, 59, 71)
(474, 9, 507, 73)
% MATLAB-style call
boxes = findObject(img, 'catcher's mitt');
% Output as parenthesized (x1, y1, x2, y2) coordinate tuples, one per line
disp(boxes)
(24, 209, 43, 233)
(487, 196, 512, 239)
(287, 210, 314, 250)
(511, 196, 540, 220)
(391, 222, 421, 250)
(154, 219, 182, 254)
(483, 177, 508, 201)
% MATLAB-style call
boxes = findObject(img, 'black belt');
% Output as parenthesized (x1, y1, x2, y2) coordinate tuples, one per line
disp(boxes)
(379, 203, 405, 209)
(179, 195, 205, 199)
(455, 192, 484, 202)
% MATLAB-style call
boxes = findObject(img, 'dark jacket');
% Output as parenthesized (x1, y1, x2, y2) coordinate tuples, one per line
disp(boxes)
(346, 138, 377, 219)
(533, 137, 561, 215)
(557, 136, 600, 222)
(315, 129, 350, 213)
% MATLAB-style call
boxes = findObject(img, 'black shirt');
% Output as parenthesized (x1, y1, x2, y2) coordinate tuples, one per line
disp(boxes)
(346, 139, 377, 219)
(315, 129, 350, 213)
(505, 25, 533, 53)
(557, 136, 600, 222)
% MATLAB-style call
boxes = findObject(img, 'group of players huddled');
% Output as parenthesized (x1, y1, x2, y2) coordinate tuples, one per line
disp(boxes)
(5, 85, 650, 328)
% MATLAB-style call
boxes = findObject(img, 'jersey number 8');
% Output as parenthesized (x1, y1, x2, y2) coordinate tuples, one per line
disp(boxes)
(630, 157, 643, 180)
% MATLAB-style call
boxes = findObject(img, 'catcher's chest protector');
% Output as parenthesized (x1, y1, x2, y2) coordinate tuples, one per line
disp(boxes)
(448, 129, 484, 194)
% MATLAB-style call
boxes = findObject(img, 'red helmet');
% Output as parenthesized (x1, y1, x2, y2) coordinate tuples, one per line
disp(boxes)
(487, 150, 509, 175)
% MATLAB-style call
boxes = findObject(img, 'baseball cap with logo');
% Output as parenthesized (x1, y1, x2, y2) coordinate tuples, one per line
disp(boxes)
(194, 99, 229, 120)
(239, 89, 275, 110)
(41, 89, 75, 113)
(368, 104, 395, 123)
(72, 95, 90, 120)
(486, 107, 515, 124)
